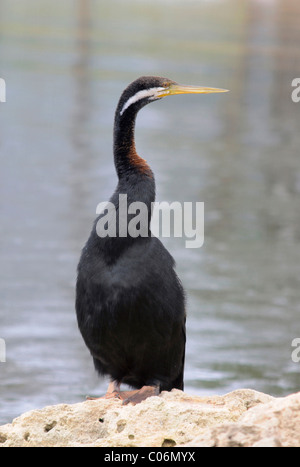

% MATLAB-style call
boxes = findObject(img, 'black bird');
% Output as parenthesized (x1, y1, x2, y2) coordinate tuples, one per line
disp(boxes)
(76, 76, 227, 404)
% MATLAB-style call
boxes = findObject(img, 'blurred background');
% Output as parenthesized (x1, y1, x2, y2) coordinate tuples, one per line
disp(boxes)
(1, 0, 300, 424)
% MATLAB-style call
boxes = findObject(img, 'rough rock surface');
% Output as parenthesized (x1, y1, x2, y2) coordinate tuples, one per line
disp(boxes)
(0, 389, 299, 447)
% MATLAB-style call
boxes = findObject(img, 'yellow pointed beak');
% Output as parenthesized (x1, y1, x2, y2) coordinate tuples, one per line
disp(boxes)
(157, 83, 229, 98)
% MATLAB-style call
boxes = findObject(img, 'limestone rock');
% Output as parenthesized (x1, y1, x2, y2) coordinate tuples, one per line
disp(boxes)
(187, 391, 300, 447)
(1, 388, 297, 447)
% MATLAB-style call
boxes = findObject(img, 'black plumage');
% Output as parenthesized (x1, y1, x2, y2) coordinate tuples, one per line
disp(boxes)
(76, 76, 227, 403)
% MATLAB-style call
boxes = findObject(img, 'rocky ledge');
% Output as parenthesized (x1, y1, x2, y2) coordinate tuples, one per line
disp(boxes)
(0, 389, 300, 447)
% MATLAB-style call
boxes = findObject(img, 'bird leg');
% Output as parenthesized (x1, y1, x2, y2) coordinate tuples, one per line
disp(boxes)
(104, 380, 122, 399)
(122, 385, 160, 406)
(86, 380, 122, 400)
(86, 383, 160, 405)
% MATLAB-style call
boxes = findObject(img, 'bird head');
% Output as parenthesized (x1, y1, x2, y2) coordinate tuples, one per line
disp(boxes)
(118, 76, 228, 117)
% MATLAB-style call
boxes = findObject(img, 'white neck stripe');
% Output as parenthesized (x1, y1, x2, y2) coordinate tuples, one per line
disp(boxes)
(120, 87, 165, 116)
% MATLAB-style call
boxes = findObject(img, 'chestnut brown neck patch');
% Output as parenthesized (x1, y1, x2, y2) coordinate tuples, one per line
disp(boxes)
(128, 146, 153, 177)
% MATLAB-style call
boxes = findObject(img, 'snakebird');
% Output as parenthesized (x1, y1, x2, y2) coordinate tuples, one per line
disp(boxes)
(76, 76, 228, 404)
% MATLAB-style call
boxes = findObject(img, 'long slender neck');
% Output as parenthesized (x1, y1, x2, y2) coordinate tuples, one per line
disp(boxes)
(91, 104, 155, 261)
(113, 106, 153, 180)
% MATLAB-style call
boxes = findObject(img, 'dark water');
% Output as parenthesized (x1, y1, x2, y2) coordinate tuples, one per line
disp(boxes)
(1, 0, 300, 424)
